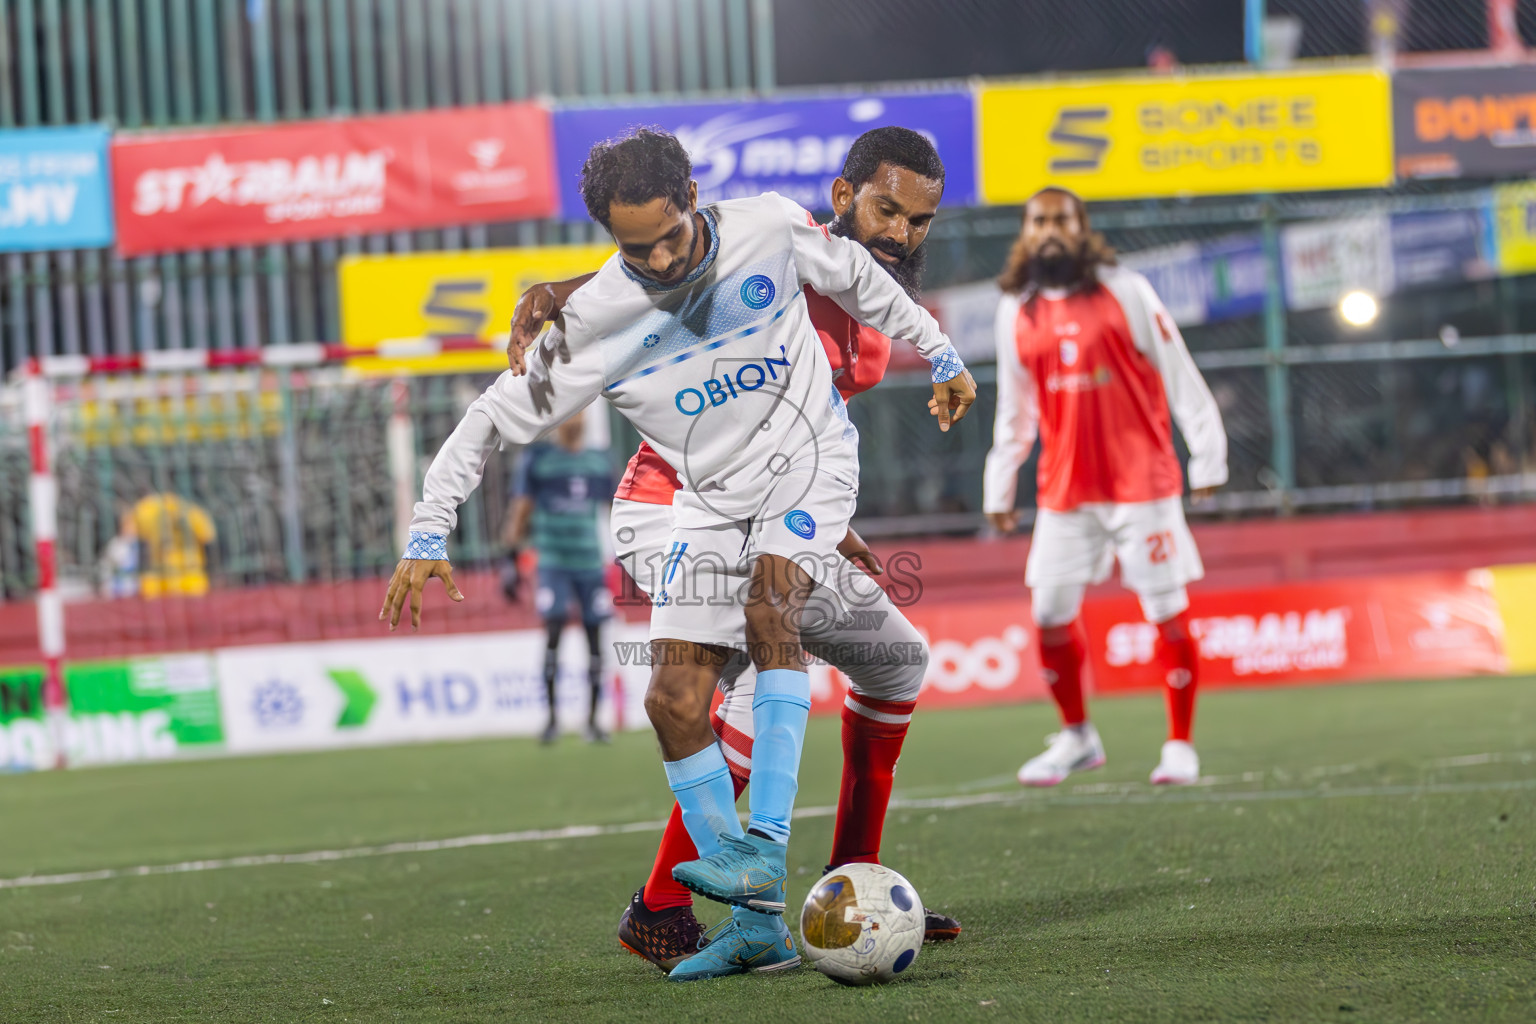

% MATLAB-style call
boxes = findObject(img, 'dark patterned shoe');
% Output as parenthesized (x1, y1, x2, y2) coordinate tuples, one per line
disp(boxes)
(923, 908, 962, 943)
(617, 889, 706, 972)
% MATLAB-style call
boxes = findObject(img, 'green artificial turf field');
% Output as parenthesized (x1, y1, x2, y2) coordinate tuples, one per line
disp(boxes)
(1, 676, 1533, 1023)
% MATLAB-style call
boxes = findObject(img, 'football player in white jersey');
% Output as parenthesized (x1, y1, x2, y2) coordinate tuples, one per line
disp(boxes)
(379, 128, 975, 981)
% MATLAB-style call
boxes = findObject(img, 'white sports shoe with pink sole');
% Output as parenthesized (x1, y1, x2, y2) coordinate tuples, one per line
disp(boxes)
(1017, 723, 1107, 787)
(1150, 740, 1200, 785)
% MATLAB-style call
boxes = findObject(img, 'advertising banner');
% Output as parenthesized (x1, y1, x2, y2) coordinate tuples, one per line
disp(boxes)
(1117, 232, 1267, 328)
(980, 70, 1392, 203)
(1388, 207, 1496, 290)
(1493, 180, 1536, 275)
(1081, 571, 1507, 692)
(336, 243, 615, 374)
(1394, 68, 1536, 180)
(1280, 214, 1393, 311)
(551, 91, 977, 221)
(111, 103, 558, 256)
(0, 124, 114, 252)
(1201, 233, 1269, 322)
(1120, 241, 1207, 326)
(0, 654, 221, 771)
(215, 624, 651, 755)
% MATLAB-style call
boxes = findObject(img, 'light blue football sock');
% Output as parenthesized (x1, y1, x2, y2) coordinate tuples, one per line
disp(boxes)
(664, 743, 742, 859)
(746, 668, 812, 844)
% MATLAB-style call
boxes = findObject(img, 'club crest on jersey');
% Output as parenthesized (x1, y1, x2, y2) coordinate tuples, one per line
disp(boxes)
(1059, 339, 1079, 366)
(784, 509, 816, 539)
(741, 274, 776, 310)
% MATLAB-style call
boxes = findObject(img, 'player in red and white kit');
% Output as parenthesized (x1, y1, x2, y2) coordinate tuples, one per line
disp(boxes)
(981, 187, 1227, 787)
(505, 128, 967, 971)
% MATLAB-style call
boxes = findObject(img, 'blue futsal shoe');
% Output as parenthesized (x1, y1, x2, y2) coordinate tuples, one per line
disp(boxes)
(667, 910, 800, 982)
(672, 832, 787, 914)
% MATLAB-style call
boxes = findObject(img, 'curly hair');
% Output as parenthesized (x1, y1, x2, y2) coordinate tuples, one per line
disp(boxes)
(839, 126, 945, 192)
(996, 187, 1117, 295)
(578, 127, 693, 230)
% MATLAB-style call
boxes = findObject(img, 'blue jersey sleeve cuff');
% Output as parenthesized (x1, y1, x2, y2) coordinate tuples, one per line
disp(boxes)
(929, 344, 966, 384)
(404, 532, 449, 561)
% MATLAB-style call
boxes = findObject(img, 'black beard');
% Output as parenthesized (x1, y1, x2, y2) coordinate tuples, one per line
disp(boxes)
(1028, 247, 1086, 288)
(827, 210, 927, 301)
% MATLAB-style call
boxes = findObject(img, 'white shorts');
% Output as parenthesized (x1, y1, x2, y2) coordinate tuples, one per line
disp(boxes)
(1026, 496, 1203, 593)
(612, 496, 927, 706)
(622, 464, 858, 649)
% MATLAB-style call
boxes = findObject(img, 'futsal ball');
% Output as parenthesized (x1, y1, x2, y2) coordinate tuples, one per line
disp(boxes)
(799, 863, 925, 985)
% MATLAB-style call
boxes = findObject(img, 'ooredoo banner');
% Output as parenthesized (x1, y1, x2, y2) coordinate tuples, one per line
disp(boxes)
(111, 103, 558, 256)
(552, 91, 977, 221)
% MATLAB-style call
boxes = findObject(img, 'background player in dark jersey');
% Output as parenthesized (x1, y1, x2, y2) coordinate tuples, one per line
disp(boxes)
(503, 410, 616, 744)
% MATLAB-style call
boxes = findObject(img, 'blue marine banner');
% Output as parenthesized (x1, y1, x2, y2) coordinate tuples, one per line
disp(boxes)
(1200, 234, 1269, 323)
(552, 91, 977, 221)
(1388, 208, 1496, 290)
(0, 125, 113, 252)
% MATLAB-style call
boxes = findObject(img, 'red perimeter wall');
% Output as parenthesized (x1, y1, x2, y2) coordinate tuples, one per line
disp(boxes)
(1, 504, 1532, 666)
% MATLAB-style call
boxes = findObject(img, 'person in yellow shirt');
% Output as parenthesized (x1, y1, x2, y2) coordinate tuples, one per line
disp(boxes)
(127, 494, 216, 598)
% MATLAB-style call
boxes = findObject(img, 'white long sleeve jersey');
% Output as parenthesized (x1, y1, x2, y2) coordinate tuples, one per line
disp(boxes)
(981, 264, 1227, 515)
(407, 192, 963, 552)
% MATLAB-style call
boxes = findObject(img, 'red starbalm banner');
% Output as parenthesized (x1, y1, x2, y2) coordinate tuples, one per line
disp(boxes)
(807, 570, 1508, 714)
(110, 103, 558, 256)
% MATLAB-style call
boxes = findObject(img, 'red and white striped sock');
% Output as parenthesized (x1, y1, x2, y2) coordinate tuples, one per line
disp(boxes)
(829, 693, 916, 868)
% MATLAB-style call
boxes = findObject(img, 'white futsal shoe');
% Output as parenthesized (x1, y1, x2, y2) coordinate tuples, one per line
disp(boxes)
(1149, 740, 1200, 785)
(1017, 723, 1106, 787)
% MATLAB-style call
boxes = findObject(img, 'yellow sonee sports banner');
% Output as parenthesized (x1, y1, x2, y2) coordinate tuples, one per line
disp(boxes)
(1492, 182, 1536, 277)
(338, 244, 616, 375)
(980, 69, 1393, 203)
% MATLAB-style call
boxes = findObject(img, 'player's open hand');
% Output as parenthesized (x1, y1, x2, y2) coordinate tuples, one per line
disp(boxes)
(379, 558, 464, 631)
(928, 369, 977, 432)
(837, 526, 883, 576)
(506, 283, 561, 376)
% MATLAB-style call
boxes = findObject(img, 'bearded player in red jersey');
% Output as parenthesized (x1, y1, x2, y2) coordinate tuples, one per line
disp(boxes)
(505, 128, 967, 971)
(980, 187, 1228, 788)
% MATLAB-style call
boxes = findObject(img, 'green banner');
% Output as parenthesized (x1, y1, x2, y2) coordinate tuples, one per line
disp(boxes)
(0, 655, 223, 770)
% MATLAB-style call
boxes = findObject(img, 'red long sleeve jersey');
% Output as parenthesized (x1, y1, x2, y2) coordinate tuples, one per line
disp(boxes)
(981, 265, 1227, 514)
(614, 286, 892, 505)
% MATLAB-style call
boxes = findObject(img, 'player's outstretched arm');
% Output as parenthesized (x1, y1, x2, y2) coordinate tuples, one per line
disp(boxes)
(379, 556, 464, 631)
(507, 273, 597, 376)
(781, 196, 970, 429)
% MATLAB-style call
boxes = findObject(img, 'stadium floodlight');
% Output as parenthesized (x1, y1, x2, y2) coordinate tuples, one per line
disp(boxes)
(1339, 290, 1379, 327)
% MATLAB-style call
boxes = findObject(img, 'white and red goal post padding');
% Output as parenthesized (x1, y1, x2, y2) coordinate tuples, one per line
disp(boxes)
(17, 336, 496, 767)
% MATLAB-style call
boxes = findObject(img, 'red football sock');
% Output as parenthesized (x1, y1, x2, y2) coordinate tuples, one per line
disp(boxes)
(829, 693, 916, 868)
(1155, 610, 1199, 742)
(1037, 620, 1088, 727)
(642, 803, 699, 911)
(641, 712, 752, 912)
